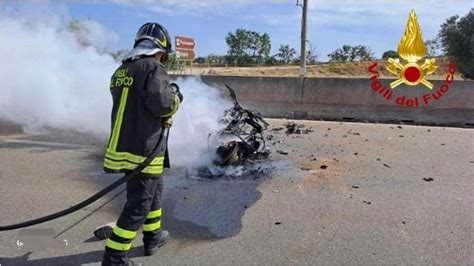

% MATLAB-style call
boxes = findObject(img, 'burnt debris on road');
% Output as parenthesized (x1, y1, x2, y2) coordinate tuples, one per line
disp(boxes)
(195, 85, 272, 179)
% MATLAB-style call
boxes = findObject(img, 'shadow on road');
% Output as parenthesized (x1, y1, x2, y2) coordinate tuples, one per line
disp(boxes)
(162, 175, 264, 239)
(0, 131, 271, 265)
(0, 247, 144, 266)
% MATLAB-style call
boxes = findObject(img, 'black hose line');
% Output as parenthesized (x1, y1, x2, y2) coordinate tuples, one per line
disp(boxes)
(0, 127, 169, 231)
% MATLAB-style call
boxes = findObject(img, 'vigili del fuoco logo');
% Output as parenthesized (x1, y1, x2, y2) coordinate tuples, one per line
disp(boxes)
(368, 10, 457, 107)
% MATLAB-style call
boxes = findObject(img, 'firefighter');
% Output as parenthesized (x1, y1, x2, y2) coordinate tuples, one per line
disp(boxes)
(102, 22, 183, 266)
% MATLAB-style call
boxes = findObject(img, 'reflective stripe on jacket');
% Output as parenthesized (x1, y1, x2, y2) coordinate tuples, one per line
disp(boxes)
(104, 57, 179, 176)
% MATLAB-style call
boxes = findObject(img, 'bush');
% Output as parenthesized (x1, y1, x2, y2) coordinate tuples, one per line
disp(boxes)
(439, 9, 474, 79)
(381, 50, 399, 60)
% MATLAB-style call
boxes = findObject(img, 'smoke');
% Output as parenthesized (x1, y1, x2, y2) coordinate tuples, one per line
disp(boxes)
(0, 15, 117, 135)
(67, 19, 119, 54)
(0, 12, 230, 169)
(168, 77, 230, 168)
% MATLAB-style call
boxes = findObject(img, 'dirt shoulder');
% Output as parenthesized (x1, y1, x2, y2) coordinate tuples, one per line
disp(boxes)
(172, 57, 462, 80)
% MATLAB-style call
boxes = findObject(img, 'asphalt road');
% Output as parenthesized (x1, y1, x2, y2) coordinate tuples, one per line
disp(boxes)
(0, 119, 472, 265)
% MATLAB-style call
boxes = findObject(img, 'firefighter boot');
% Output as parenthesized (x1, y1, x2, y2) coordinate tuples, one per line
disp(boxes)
(143, 230, 171, 256)
(102, 250, 142, 266)
(94, 222, 116, 240)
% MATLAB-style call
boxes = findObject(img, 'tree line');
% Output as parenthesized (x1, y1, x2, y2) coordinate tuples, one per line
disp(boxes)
(104, 9, 472, 79)
(213, 9, 473, 78)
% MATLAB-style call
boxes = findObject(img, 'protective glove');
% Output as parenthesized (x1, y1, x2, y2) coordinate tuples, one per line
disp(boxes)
(170, 83, 184, 103)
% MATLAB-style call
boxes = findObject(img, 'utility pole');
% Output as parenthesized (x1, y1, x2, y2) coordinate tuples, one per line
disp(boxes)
(297, 0, 308, 77)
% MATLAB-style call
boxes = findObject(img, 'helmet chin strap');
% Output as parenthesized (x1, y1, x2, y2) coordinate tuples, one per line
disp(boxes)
(160, 53, 168, 64)
(154, 50, 168, 64)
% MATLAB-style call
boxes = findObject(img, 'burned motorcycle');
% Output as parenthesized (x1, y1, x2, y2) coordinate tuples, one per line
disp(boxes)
(211, 84, 270, 166)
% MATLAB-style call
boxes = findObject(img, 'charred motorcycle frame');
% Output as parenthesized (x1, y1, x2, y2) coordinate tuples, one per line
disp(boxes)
(211, 84, 270, 166)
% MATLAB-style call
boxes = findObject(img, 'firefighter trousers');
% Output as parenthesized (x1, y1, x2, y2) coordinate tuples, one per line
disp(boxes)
(102, 173, 163, 265)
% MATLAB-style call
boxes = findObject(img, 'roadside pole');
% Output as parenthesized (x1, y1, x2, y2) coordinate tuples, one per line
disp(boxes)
(298, 0, 308, 77)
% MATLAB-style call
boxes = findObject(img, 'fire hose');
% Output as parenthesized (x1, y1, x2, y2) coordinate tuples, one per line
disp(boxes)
(0, 125, 170, 232)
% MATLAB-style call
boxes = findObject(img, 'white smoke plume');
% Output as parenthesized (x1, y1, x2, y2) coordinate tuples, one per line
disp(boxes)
(168, 77, 230, 168)
(0, 12, 230, 168)
(0, 15, 117, 135)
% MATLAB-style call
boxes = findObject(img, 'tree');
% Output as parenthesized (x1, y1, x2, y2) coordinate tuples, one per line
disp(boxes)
(328, 45, 375, 62)
(276, 44, 296, 64)
(225, 28, 272, 66)
(194, 57, 206, 64)
(293, 46, 319, 65)
(264, 56, 278, 66)
(425, 37, 443, 57)
(382, 50, 399, 59)
(206, 54, 227, 65)
(439, 9, 474, 79)
(256, 33, 271, 59)
(307, 44, 318, 64)
(165, 53, 178, 71)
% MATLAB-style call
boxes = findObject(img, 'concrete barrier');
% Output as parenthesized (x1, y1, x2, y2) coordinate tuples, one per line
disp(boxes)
(172, 75, 474, 127)
(2, 76, 470, 133)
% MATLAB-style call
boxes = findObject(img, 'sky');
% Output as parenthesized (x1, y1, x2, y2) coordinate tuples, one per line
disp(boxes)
(2, 0, 473, 61)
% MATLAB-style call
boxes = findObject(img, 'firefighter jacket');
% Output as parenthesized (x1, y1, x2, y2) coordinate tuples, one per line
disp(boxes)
(103, 57, 180, 176)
